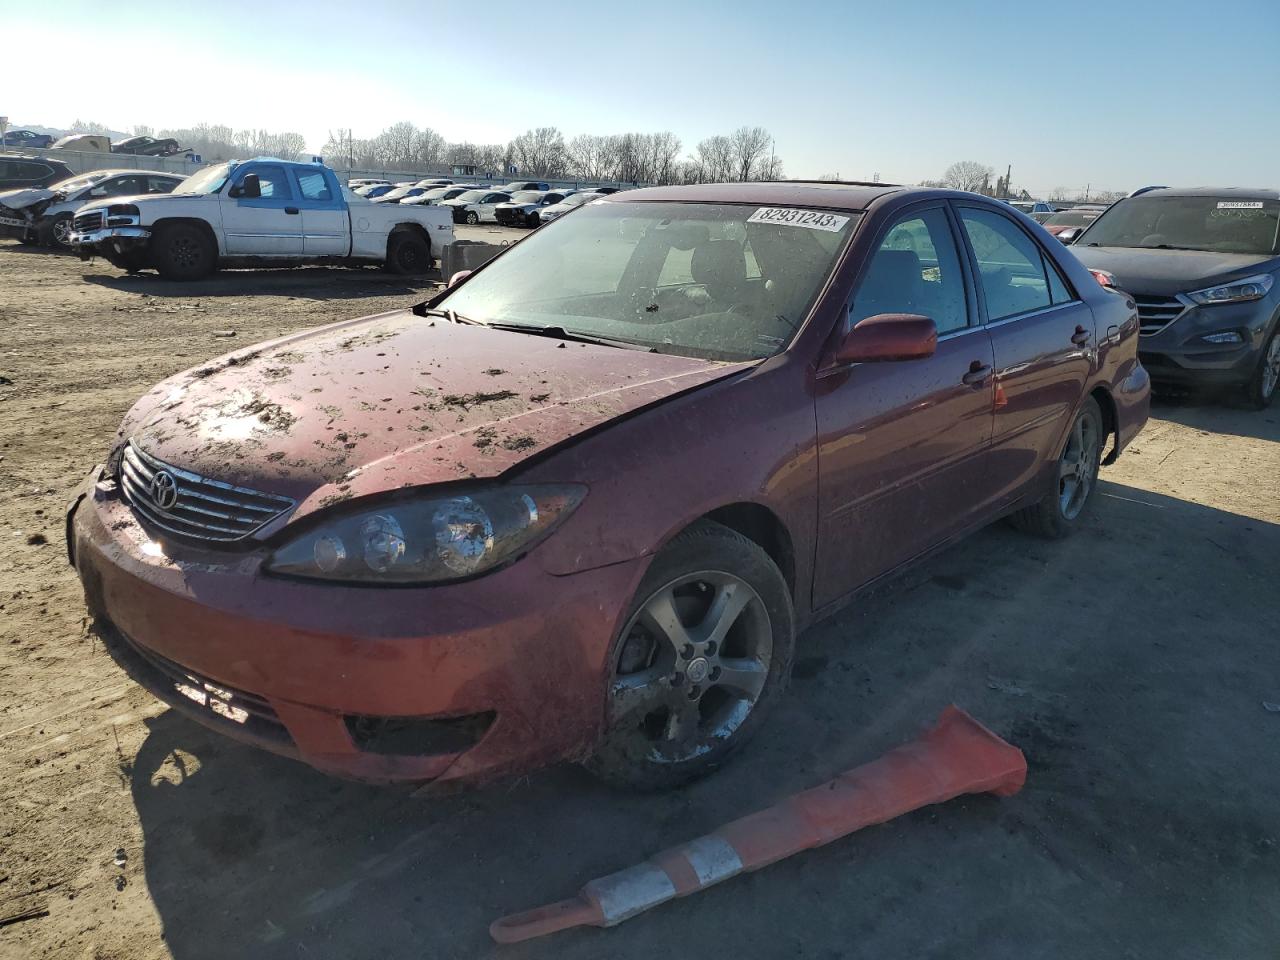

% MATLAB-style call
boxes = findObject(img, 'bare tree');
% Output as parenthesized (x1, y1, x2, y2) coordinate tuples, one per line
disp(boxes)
(507, 127, 567, 177)
(940, 160, 994, 193)
(730, 126, 772, 181)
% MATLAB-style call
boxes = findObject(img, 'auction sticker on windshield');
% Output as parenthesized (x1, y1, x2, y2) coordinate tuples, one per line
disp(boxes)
(1217, 201, 1265, 209)
(748, 208, 850, 232)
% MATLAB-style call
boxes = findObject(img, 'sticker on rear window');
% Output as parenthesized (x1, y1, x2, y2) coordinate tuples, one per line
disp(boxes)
(1217, 201, 1264, 209)
(748, 207, 849, 232)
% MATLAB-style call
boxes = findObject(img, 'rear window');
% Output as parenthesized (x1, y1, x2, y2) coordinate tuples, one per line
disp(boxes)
(1081, 196, 1280, 255)
(1044, 209, 1102, 228)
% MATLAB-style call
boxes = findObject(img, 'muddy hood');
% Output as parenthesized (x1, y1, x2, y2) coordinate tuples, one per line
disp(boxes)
(121, 310, 747, 521)
(1072, 246, 1279, 297)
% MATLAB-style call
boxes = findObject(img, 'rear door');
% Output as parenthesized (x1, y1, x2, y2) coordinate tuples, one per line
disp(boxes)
(813, 203, 995, 608)
(221, 163, 304, 256)
(291, 168, 348, 256)
(954, 204, 1095, 507)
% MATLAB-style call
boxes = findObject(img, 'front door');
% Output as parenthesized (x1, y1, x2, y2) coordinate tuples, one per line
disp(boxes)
(221, 164, 304, 256)
(814, 204, 995, 609)
(954, 205, 1096, 506)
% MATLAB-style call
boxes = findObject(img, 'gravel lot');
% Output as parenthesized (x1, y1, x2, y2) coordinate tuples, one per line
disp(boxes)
(1, 237, 1277, 960)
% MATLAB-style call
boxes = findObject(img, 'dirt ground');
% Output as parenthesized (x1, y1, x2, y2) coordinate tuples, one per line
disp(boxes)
(1, 238, 1277, 960)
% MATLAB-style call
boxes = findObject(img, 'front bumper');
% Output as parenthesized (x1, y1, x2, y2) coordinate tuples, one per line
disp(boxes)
(1137, 298, 1276, 387)
(67, 225, 150, 250)
(68, 467, 646, 785)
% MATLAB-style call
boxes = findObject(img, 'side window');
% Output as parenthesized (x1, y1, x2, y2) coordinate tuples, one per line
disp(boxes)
(148, 176, 179, 194)
(296, 171, 333, 202)
(958, 208, 1053, 320)
(1044, 254, 1074, 304)
(239, 166, 291, 200)
(106, 176, 145, 196)
(850, 207, 969, 334)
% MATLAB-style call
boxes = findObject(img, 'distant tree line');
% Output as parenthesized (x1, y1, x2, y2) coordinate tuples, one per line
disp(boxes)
(921, 159, 1124, 203)
(320, 122, 783, 184)
(67, 119, 308, 161)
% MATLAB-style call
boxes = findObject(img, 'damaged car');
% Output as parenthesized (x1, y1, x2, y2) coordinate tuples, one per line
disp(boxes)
(67, 182, 1148, 791)
(0, 170, 183, 248)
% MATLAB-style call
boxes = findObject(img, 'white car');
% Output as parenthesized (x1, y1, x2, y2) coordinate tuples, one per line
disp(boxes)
(0, 169, 184, 248)
(440, 188, 512, 224)
(536, 191, 605, 224)
(401, 185, 479, 207)
(347, 177, 390, 190)
(68, 159, 454, 279)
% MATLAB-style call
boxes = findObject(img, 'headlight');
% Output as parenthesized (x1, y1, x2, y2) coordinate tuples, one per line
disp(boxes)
(264, 484, 585, 583)
(105, 203, 140, 227)
(1186, 273, 1274, 305)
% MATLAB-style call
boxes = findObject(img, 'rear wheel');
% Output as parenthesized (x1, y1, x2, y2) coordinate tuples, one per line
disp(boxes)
(1009, 397, 1104, 539)
(152, 222, 215, 280)
(1243, 328, 1280, 410)
(587, 521, 794, 790)
(386, 230, 431, 274)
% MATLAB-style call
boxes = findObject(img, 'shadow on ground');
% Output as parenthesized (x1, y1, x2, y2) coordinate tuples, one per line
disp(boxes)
(128, 481, 1280, 960)
(1150, 393, 1280, 442)
(82, 266, 435, 300)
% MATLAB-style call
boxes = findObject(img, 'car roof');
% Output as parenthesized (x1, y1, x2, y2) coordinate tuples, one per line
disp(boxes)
(1135, 186, 1279, 201)
(610, 181, 906, 211)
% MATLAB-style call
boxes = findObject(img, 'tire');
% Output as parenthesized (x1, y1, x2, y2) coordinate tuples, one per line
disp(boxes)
(152, 222, 215, 280)
(1243, 327, 1280, 410)
(586, 520, 795, 790)
(386, 230, 431, 275)
(38, 213, 74, 249)
(526, 212, 540, 228)
(1008, 396, 1104, 539)
(465, 211, 480, 225)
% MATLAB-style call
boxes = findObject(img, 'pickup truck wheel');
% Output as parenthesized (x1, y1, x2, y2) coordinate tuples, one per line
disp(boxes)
(465, 211, 480, 225)
(386, 231, 431, 275)
(38, 213, 74, 249)
(1008, 396, 1103, 539)
(153, 223, 215, 280)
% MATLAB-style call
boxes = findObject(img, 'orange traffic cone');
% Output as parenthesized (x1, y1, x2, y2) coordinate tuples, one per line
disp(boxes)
(490, 705, 1026, 944)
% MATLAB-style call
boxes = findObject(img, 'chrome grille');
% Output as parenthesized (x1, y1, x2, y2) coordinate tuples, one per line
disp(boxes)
(119, 442, 294, 543)
(1133, 294, 1189, 336)
(73, 210, 104, 233)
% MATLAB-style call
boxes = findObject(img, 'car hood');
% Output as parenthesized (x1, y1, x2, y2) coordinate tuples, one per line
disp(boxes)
(0, 186, 57, 210)
(1070, 246, 1278, 296)
(120, 310, 749, 523)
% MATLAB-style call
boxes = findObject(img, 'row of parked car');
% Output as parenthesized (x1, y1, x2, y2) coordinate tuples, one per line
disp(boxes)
(346, 176, 621, 227)
(1, 129, 188, 156)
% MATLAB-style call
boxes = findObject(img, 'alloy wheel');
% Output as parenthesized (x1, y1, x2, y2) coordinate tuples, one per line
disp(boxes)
(608, 571, 772, 764)
(52, 218, 72, 246)
(1262, 334, 1280, 399)
(1058, 413, 1100, 520)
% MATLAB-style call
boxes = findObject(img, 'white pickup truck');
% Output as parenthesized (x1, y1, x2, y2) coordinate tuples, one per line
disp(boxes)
(68, 158, 454, 279)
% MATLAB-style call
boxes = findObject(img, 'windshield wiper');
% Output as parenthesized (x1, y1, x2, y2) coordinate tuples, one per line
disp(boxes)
(415, 305, 482, 325)
(485, 322, 657, 352)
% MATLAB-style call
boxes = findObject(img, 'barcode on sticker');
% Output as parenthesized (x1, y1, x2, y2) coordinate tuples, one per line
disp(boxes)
(748, 208, 850, 232)
(1217, 201, 1264, 209)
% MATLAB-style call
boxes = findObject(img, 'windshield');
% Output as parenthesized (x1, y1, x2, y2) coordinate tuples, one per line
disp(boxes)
(52, 171, 112, 194)
(382, 186, 417, 200)
(563, 193, 600, 207)
(1081, 196, 1280, 254)
(454, 189, 487, 202)
(1044, 209, 1103, 228)
(438, 201, 858, 362)
(174, 163, 231, 195)
(510, 191, 543, 203)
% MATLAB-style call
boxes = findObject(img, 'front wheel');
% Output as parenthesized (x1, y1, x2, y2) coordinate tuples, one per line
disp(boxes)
(1009, 396, 1104, 539)
(465, 211, 480, 225)
(152, 222, 215, 280)
(587, 520, 795, 790)
(1243, 328, 1280, 410)
(39, 213, 74, 249)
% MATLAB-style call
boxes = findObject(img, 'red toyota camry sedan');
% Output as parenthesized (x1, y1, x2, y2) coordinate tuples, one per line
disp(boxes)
(68, 182, 1149, 790)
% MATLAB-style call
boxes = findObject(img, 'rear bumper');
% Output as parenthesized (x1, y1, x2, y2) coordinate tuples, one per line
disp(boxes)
(68, 467, 647, 785)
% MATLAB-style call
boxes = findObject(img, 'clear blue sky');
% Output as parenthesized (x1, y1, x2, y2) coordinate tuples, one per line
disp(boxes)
(8, 0, 1278, 194)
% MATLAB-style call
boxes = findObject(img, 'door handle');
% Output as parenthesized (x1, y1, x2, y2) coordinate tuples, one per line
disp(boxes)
(284, 206, 299, 215)
(961, 361, 993, 386)
(1071, 325, 1091, 346)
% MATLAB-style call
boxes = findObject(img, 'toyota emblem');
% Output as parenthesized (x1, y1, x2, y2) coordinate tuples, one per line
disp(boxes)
(150, 470, 180, 510)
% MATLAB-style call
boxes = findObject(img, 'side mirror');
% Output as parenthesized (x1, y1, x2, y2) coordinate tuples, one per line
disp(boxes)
(231, 174, 261, 199)
(448, 269, 473, 288)
(833, 313, 937, 364)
